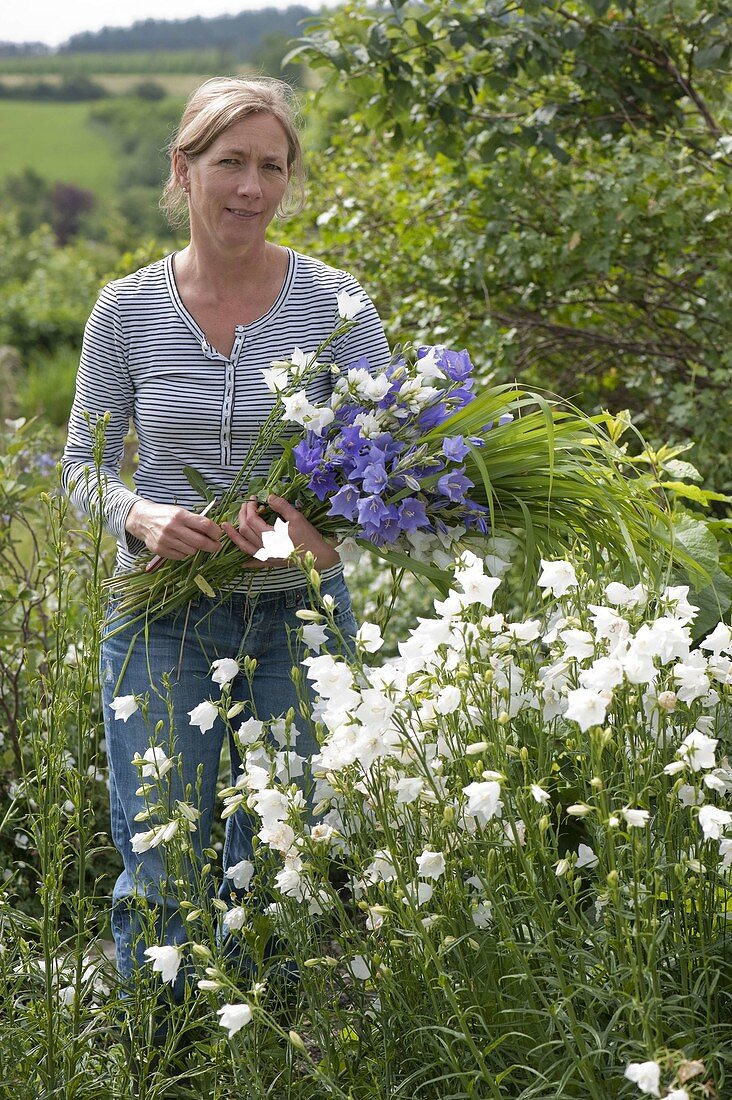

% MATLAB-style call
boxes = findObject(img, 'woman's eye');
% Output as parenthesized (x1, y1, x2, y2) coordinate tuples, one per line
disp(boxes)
(219, 158, 238, 166)
(264, 163, 283, 172)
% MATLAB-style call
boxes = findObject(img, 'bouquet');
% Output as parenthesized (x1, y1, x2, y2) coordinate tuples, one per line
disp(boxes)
(105, 308, 670, 623)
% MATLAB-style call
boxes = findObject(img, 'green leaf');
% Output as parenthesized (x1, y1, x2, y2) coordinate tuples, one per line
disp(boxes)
(672, 513, 719, 578)
(661, 482, 729, 506)
(182, 465, 216, 503)
(662, 459, 702, 483)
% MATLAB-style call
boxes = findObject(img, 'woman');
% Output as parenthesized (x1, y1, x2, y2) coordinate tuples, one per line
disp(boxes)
(61, 77, 391, 996)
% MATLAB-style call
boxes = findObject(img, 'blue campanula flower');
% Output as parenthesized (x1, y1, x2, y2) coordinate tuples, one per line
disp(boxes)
(436, 347, 474, 382)
(442, 436, 470, 462)
(293, 437, 326, 475)
(361, 504, 401, 545)
(308, 467, 340, 501)
(436, 466, 475, 504)
(362, 461, 389, 495)
(357, 494, 389, 527)
(418, 402, 450, 431)
(328, 485, 361, 521)
(397, 497, 430, 533)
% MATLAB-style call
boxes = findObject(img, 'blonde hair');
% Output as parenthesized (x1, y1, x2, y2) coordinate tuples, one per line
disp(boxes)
(160, 77, 305, 228)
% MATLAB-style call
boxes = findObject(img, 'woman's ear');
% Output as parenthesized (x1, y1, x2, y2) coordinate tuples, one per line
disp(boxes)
(173, 151, 190, 193)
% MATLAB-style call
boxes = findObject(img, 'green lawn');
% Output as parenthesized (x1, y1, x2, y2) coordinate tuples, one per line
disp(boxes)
(0, 101, 117, 196)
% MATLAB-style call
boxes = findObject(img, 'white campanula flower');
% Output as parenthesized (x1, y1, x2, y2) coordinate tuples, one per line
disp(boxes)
(346, 955, 371, 980)
(416, 849, 446, 880)
(677, 784, 704, 807)
(700, 622, 732, 656)
(336, 289, 364, 320)
(678, 730, 718, 772)
(605, 581, 648, 608)
(673, 653, 711, 704)
(258, 819, 296, 853)
(558, 628, 595, 661)
(310, 823, 337, 844)
(353, 409, 386, 438)
(217, 1002, 253, 1037)
(645, 617, 691, 663)
(303, 652, 354, 697)
(462, 780, 503, 824)
(211, 657, 240, 687)
(110, 695, 139, 722)
(661, 584, 697, 624)
(624, 1059, 661, 1096)
(622, 807, 650, 828)
(414, 346, 446, 382)
(665, 1090, 690, 1100)
(537, 559, 578, 597)
(251, 788, 289, 825)
(364, 849, 398, 884)
(223, 906, 248, 931)
(403, 881, 433, 907)
(301, 623, 328, 651)
(505, 618, 543, 643)
(530, 784, 551, 804)
(564, 687, 611, 732)
(254, 517, 296, 561)
(143, 945, 182, 986)
(225, 859, 254, 891)
(698, 803, 732, 840)
(454, 553, 502, 609)
(395, 777, 424, 805)
(704, 762, 732, 794)
(130, 820, 179, 853)
(289, 346, 316, 379)
(356, 622, 384, 653)
(432, 685, 462, 715)
(236, 717, 264, 745)
(720, 838, 732, 870)
(579, 657, 624, 693)
(260, 365, 289, 393)
(275, 866, 308, 901)
(472, 901, 492, 928)
(132, 746, 174, 779)
(188, 700, 219, 733)
(275, 750, 304, 781)
(587, 603, 630, 645)
(576, 843, 599, 869)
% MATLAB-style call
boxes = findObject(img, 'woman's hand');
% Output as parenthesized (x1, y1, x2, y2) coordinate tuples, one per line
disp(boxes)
(126, 500, 222, 560)
(221, 494, 340, 570)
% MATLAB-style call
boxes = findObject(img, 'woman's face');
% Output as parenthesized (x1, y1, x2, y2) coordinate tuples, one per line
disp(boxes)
(178, 112, 291, 252)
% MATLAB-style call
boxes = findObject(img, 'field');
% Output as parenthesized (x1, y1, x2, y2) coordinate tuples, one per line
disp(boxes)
(0, 101, 118, 195)
(0, 49, 232, 75)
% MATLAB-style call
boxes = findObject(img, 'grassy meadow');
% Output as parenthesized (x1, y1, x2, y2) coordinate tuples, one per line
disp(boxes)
(0, 101, 118, 195)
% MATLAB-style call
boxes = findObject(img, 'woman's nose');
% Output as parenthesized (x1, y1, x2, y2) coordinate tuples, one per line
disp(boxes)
(236, 167, 262, 197)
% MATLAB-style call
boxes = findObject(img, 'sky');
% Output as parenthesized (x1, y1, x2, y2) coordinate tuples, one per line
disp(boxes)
(1, 0, 338, 48)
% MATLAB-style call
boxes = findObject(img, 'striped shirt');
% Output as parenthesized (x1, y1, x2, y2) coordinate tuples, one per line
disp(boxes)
(61, 249, 391, 591)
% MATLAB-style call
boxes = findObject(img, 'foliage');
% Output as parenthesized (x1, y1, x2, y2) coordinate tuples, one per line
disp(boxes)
(59, 7, 315, 61)
(285, 0, 732, 492)
(0, 74, 108, 101)
(0, 215, 114, 356)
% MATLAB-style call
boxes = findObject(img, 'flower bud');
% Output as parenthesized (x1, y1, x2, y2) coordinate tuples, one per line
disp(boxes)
(289, 1031, 306, 1052)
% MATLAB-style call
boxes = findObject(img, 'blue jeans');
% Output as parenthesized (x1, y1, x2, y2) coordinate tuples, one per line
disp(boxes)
(101, 570, 356, 995)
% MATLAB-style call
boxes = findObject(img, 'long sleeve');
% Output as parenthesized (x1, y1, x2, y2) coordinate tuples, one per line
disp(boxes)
(60, 282, 144, 553)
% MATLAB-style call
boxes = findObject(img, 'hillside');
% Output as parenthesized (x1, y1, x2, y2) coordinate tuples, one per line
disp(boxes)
(58, 6, 315, 60)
